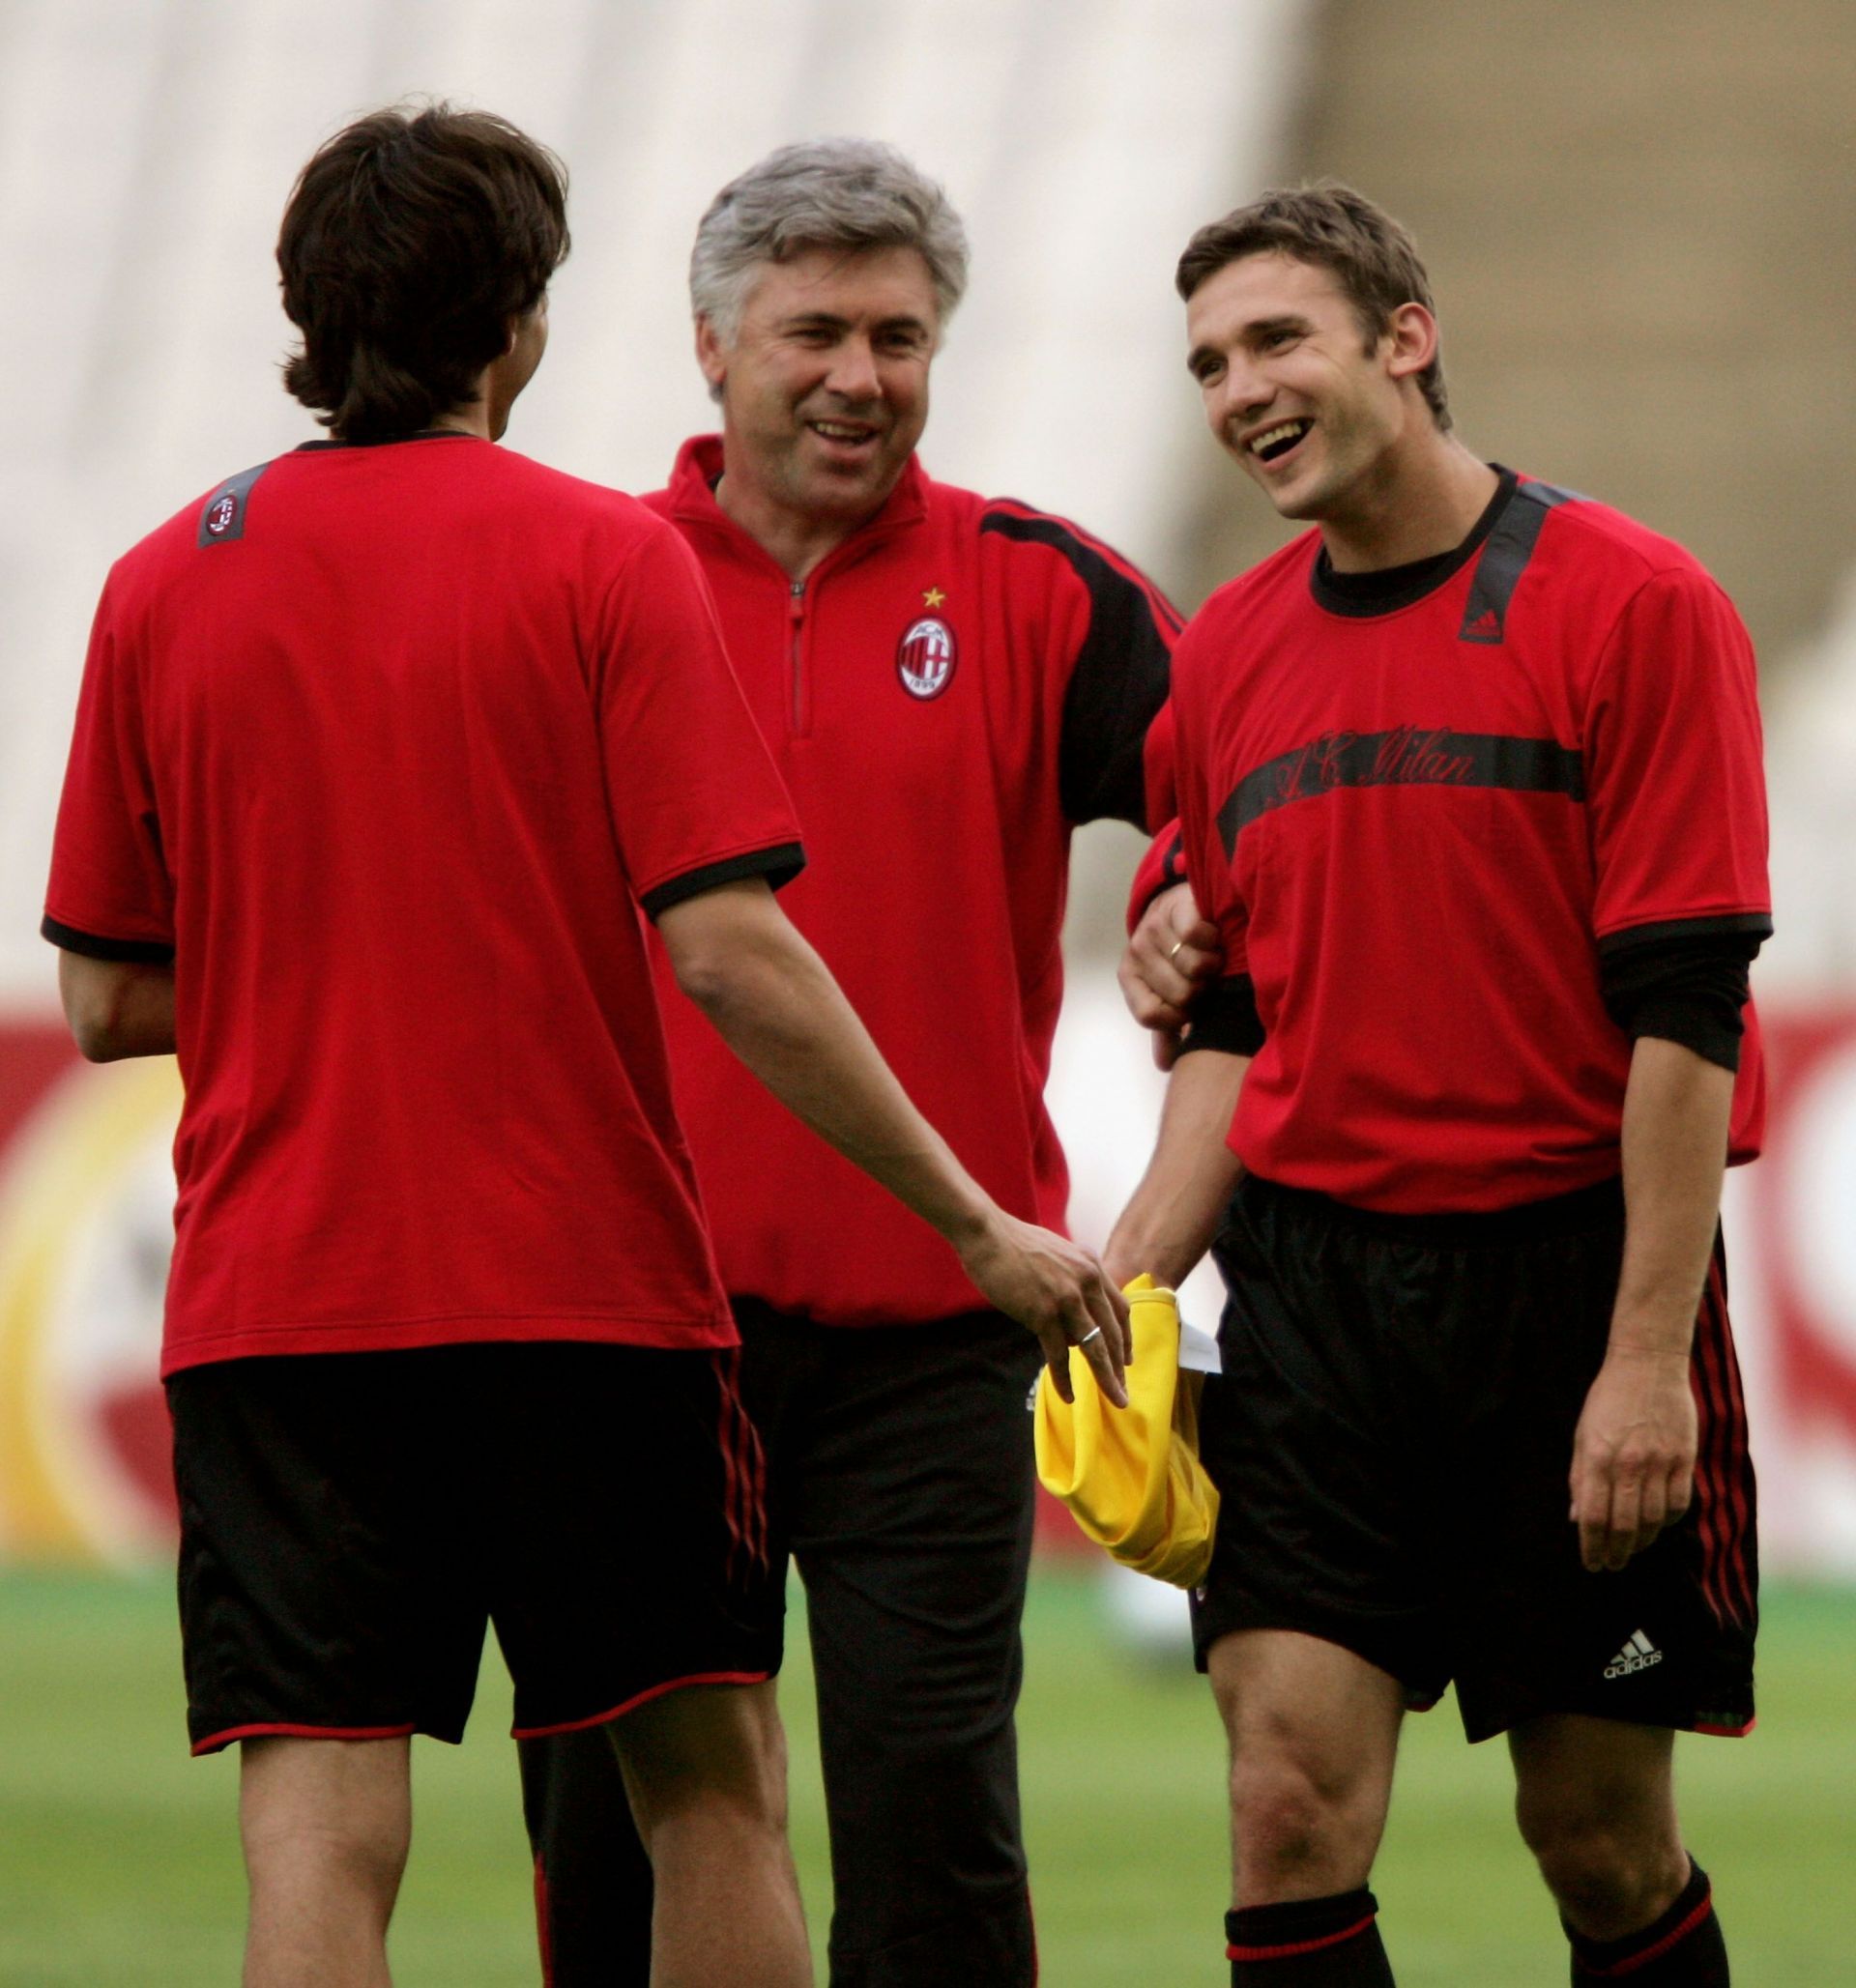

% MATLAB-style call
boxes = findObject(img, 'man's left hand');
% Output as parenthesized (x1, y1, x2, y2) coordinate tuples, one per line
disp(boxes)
(1568, 1345, 1696, 1572)
(1118, 883, 1220, 1068)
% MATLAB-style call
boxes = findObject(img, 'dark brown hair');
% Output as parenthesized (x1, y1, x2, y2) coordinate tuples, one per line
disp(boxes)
(1176, 182, 1449, 428)
(277, 103, 569, 442)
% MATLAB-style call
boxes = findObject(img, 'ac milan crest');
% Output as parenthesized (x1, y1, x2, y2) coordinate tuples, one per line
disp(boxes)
(204, 493, 238, 537)
(896, 616, 957, 700)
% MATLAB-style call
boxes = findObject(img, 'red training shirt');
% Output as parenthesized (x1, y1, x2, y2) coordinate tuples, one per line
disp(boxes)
(1171, 471, 1771, 1213)
(45, 433, 803, 1376)
(645, 437, 1177, 1326)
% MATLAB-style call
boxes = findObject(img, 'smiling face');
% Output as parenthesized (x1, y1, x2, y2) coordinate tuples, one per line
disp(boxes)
(698, 244, 939, 535)
(1184, 250, 1437, 525)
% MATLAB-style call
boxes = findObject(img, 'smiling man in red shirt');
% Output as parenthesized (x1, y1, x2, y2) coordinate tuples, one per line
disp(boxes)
(518, 140, 1179, 1986)
(1106, 186, 1764, 1986)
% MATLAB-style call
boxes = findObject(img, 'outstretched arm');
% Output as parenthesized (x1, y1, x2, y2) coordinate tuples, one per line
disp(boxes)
(657, 878, 1129, 1403)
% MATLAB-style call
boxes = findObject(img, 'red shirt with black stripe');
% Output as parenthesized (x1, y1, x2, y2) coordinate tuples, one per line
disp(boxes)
(44, 433, 803, 1375)
(646, 436, 1177, 1326)
(1171, 468, 1771, 1213)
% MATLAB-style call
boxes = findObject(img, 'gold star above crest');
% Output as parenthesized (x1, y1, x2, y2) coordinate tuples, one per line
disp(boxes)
(922, 587, 946, 609)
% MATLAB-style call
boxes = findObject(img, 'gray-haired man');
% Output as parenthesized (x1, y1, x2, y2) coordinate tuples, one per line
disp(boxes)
(519, 140, 1178, 1984)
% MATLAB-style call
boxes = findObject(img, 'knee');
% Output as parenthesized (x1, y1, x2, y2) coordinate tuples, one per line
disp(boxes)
(244, 1806, 410, 1911)
(239, 1738, 410, 1912)
(1229, 1751, 1374, 1893)
(1515, 1789, 1680, 1930)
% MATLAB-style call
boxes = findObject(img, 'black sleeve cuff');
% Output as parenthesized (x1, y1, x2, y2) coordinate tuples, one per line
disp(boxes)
(1176, 975, 1265, 1058)
(1596, 913, 1773, 958)
(42, 915, 175, 965)
(1599, 924, 1763, 1075)
(639, 841, 806, 921)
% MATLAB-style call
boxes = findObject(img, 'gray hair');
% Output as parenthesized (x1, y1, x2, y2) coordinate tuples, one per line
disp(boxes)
(689, 138, 970, 343)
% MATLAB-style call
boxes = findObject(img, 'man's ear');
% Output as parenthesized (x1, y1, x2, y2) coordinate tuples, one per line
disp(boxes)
(1382, 301, 1438, 388)
(694, 314, 728, 398)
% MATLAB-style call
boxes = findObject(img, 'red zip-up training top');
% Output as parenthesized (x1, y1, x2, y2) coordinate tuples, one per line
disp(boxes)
(646, 436, 1177, 1327)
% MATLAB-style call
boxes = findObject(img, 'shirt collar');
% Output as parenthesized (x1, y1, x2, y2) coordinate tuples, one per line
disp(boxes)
(665, 433, 930, 558)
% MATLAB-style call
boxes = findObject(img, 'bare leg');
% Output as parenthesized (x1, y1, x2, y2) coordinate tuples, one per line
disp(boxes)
(1208, 1629, 1405, 1907)
(607, 1680, 810, 1988)
(1510, 1716, 1689, 1940)
(239, 1735, 412, 1988)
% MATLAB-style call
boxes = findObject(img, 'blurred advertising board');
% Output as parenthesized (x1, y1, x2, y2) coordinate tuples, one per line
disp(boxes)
(0, 1025, 179, 1565)
(5, 1013, 1856, 1573)
(1737, 1006, 1856, 1571)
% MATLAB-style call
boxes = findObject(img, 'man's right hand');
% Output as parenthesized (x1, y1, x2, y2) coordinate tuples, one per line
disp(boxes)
(957, 1211, 1130, 1408)
(1117, 882, 1221, 1068)
(661, 880, 1130, 1406)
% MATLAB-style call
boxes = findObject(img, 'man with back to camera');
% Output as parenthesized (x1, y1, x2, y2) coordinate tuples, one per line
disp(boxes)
(517, 138, 1180, 1985)
(1101, 184, 1765, 1984)
(42, 104, 1131, 1988)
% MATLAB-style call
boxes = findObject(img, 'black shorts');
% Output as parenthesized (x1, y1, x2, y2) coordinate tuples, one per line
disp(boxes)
(1192, 1173, 1757, 1743)
(519, 1302, 1043, 1987)
(167, 1340, 781, 1755)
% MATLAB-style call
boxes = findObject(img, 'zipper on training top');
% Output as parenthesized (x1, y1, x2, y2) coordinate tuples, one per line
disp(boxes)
(788, 578, 809, 737)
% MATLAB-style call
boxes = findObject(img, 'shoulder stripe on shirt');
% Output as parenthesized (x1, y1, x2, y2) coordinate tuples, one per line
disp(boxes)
(1458, 480, 1583, 645)
(978, 507, 1177, 827)
(1217, 728, 1584, 855)
(980, 505, 1185, 632)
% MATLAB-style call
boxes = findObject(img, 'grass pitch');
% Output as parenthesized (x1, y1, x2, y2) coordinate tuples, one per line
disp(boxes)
(1, 1568, 1852, 1983)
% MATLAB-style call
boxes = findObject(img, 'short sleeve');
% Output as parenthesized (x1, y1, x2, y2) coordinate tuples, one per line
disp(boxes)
(1141, 696, 1179, 832)
(594, 521, 803, 920)
(978, 505, 1176, 829)
(43, 572, 176, 961)
(1124, 818, 1189, 935)
(1585, 567, 1771, 955)
(1052, 549, 1177, 829)
(1172, 637, 1251, 983)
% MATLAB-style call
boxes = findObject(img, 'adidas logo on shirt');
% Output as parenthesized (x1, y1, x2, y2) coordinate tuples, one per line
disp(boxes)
(1604, 1629, 1665, 1680)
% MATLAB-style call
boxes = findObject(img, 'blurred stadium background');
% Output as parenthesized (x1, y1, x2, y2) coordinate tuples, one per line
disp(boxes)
(3, 1, 1854, 1979)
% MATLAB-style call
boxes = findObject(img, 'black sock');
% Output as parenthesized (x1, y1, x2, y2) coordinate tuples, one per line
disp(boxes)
(1566, 1859, 1728, 1983)
(1228, 1889, 1395, 1984)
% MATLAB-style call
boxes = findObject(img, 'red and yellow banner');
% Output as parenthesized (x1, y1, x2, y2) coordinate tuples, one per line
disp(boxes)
(0, 1026, 180, 1563)
(6, 1013, 1856, 1570)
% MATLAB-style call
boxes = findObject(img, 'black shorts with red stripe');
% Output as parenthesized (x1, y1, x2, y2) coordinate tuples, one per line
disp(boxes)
(167, 1341, 781, 1755)
(1192, 1172, 1756, 1743)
